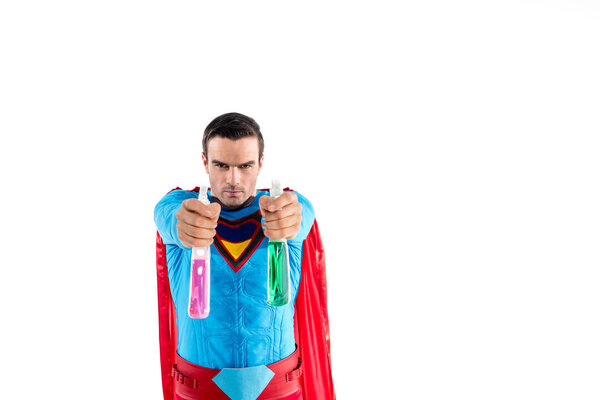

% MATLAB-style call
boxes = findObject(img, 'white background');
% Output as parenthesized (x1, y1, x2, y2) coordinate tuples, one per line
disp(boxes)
(1, 1, 599, 399)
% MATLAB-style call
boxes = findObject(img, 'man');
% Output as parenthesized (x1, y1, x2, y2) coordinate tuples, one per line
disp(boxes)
(154, 113, 335, 400)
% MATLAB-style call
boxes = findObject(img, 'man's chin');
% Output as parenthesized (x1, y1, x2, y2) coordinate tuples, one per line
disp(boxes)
(223, 199, 243, 207)
(216, 193, 250, 208)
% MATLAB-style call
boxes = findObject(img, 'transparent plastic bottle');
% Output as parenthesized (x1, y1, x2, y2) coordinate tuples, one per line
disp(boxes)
(188, 186, 211, 319)
(267, 180, 291, 306)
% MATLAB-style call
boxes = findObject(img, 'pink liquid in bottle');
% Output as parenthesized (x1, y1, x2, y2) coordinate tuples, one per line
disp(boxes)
(188, 247, 210, 318)
(188, 185, 211, 319)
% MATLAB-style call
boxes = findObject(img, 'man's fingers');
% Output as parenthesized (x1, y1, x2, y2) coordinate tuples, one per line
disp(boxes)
(262, 214, 301, 231)
(179, 231, 214, 248)
(261, 201, 302, 222)
(270, 192, 297, 211)
(263, 222, 301, 240)
(207, 202, 221, 217)
(177, 220, 216, 241)
(259, 195, 273, 212)
(183, 199, 220, 218)
(177, 209, 218, 228)
(260, 192, 302, 240)
(261, 192, 298, 212)
(182, 198, 205, 213)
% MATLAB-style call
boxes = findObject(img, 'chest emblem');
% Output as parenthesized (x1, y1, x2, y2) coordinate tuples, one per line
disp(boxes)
(214, 210, 265, 273)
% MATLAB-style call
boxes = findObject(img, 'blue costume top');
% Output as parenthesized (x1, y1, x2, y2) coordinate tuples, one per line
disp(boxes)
(154, 189, 315, 369)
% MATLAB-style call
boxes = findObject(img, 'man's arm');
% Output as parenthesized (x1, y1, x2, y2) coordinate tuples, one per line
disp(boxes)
(154, 189, 194, 248)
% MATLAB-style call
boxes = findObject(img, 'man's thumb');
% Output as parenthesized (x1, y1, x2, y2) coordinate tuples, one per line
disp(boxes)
(208, 202, 221, 217)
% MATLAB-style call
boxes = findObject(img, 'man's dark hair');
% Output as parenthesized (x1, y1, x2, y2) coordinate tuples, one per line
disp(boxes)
(202, 112, 264, 161)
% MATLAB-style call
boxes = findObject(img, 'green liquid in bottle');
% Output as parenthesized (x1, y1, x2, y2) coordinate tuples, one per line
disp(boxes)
(267, 240, 290, 306)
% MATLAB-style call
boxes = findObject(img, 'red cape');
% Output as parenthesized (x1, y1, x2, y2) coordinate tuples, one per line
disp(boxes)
(155, 191, 335, 400)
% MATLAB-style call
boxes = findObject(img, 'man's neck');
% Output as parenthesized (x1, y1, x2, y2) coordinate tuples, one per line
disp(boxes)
(212, 195, 256, 211)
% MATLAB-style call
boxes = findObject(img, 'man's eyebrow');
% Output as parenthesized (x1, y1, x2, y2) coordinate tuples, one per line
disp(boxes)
(211, 160, 256, 166)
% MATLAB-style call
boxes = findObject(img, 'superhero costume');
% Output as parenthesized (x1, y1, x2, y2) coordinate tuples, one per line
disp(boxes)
(155, 187, 335, 400)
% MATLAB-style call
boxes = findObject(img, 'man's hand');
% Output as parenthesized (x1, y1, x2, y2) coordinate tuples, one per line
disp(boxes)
(259, 192, 303, 240)
(176, 199, 221, 248)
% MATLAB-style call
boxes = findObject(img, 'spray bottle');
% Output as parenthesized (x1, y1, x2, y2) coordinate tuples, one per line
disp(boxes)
(267, 180, 291, 306)
(188, 186, 211, 318)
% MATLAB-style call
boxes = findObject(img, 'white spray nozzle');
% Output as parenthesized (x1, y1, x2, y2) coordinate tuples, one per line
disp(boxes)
(199, 185, 210, 205)
(271, 180, 283, 199)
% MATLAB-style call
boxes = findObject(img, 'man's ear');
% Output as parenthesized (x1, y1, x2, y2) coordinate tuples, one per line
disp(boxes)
(257, 153, 264, 174)
(202, 152, 209, 174)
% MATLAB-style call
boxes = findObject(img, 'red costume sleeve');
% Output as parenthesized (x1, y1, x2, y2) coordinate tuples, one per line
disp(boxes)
(156, 191, 335, 399)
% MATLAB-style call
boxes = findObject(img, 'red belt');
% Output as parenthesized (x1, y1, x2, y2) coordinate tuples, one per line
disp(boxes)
(172, 349, 302, 400)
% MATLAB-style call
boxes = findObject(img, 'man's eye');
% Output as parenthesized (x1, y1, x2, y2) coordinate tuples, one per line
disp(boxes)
(240, 164, 251, 169)
(217, 164, 227, 168)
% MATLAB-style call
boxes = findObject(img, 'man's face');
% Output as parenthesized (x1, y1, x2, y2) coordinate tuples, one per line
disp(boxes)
(202, 136, 264, 208)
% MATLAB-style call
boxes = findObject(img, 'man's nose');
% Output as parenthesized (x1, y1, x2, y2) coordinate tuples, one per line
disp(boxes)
(226, 167, 240, 185)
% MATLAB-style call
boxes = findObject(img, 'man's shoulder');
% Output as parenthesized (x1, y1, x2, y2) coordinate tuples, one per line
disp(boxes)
(155, 188, 198, 212)
(162, 187, 199, 199)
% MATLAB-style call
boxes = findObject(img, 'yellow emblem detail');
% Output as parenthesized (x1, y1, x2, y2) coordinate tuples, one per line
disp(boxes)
(221, 238, 253, 261)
